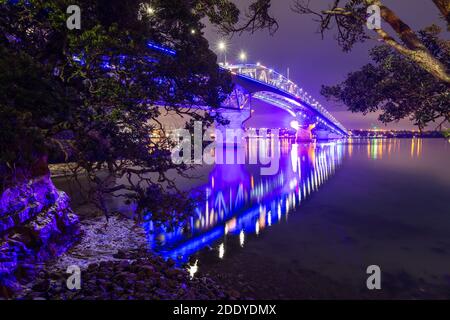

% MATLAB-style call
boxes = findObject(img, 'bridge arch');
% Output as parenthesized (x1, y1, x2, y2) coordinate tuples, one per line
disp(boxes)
(222, 64, 348, 137)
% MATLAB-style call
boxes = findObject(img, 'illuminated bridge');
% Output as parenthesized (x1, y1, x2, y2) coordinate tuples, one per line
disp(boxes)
(218, 63, 348, 140)
(145, 43, 348, 139)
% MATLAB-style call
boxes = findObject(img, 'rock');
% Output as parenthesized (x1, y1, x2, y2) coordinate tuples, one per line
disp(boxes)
(32, 279, 50, 292)
(166, 258, 175, 267)
(113, 250, 127, 259)
(7, 207, 245, 300)
(118, 260, 130, 269)
(141, 265, 155, 276)
(0, 283, 15, 299)
(87, 263, 98, 272)
(0, 178, 80, 296)
(228, 289, 241, 299)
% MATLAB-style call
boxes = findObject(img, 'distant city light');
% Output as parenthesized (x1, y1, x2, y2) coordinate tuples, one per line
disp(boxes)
(190, 29, 196, 35)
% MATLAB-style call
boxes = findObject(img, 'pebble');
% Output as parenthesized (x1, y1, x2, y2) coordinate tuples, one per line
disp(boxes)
(16, 249, 246, 300)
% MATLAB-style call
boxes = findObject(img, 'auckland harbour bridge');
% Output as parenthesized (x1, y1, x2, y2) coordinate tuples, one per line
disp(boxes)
(215, 63, 349, 141)
(136, 43, 349, 139)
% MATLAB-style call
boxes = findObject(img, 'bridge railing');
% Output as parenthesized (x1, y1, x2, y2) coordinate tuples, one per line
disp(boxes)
(222, 63, 347, 135)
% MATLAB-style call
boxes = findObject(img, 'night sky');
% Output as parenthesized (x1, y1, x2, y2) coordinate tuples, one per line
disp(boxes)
(205, 0, 447, 130)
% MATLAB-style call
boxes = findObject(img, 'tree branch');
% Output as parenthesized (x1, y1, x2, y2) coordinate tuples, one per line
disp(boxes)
(432, 0, 450, 27)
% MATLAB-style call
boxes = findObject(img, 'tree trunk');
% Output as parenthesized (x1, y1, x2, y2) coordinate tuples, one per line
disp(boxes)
(369, 0, 450, 84)
(375, 28, 450, 84)
(31, 155, 50, 178)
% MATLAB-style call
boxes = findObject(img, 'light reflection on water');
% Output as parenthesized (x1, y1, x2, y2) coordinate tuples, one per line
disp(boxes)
(142, 138, 450, 295)
(364, 137, 423, 160)
(51, 137, 449, 294)
(145, 139, 345, 265)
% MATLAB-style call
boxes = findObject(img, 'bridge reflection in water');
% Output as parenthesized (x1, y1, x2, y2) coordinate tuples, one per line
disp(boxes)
(144, 139, 345, 267)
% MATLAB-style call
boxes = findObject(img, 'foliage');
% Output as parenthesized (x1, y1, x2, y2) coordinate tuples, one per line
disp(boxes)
(443, 129, 450, 138)
(0, 0, 274, 224)
(293, 0, 450, 83)
(321, 26, 450, 131)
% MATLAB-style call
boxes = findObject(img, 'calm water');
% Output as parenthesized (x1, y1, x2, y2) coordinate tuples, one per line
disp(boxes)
(147, 138, 450, 298)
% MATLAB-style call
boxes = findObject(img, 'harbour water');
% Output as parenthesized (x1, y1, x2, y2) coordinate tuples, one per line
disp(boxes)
(148, 138, 450, 298)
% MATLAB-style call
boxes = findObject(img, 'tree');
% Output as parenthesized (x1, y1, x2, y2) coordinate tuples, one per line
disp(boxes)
(433, 0, 450, 27)
(0, 45, 76, 188)
(293, 0, 450, 84)
(321, 26, 450, 131)
(0, 0, 276, 226)
(195, 0, 278, 34)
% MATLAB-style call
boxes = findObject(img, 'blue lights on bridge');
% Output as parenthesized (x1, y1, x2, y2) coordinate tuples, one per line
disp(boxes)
(72, 41, 348, 136)
(147, 41, 177, 56)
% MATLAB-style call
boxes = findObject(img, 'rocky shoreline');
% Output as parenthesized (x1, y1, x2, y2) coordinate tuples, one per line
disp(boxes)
(16, 248, 242, 300)
(0, 176, 80, 298)
(10, 206, 244, 300)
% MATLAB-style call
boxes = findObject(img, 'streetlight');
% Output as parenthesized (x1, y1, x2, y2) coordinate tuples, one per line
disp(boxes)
(217, 40, 227, 65)
(218, 41, 226, 51)
(138, 3, 156, 20)
(239, 51, 247, 63)
(146, 5, 155, 15)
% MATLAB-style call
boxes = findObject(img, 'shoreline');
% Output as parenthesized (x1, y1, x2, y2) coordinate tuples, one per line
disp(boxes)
(13, 205, 244, 300)
(7, 200, 450, 300)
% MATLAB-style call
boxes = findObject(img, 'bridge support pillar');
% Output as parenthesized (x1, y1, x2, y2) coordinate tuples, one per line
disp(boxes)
(296, 127, 313, 142)
(215, 108, 251, 145)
